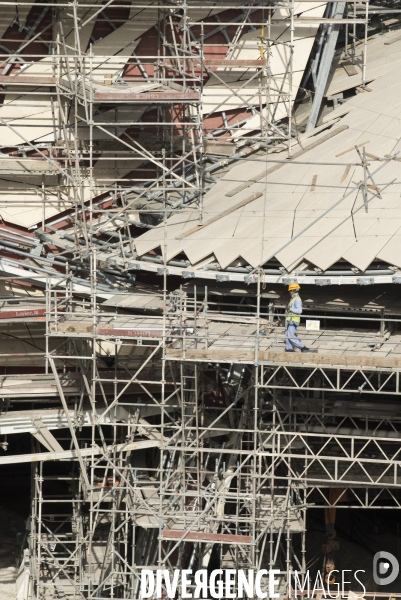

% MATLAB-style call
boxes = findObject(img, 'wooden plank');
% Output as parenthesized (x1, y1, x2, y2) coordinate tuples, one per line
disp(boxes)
(166, 347, 401, 370)
(0, 159, 60, 173)
(225, 170, 272, 197)
(98, 328, 163, 338)
(161, 530, 253, 544)
(166, 348, 254, 362)
(342, 61, 359, 76)
(336, 140, 370, 157)
(259, 350, 401, 369)
(196, 314, 267, 325)
(341, 165, 351, 182)
(51, 322, 94, 334)
(355, 179, 380, 193)
(203, 140, 237, 156)
(325, 78, 375, 98)
(385, 154, 401, 163)
(165, 59, 266, 67)
(0, 385, 77, 398)
(93, 91, 200, 102)
(203, 59, 265, 67)
(322, 106, 352, 122)
(0, 75, 56, 85)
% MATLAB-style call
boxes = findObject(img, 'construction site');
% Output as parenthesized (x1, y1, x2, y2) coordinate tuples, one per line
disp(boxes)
(2, 0, 401, 598)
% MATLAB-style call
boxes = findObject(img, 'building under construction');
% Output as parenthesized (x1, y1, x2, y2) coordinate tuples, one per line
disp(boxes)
(1, 0, 401, 598)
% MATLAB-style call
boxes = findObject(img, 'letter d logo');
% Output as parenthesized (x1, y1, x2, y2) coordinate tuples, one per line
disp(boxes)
(373, 551, 399, 586)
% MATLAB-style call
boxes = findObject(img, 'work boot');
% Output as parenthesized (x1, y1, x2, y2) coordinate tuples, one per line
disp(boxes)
(285, 349, 294, 352)
(301, 347, 317, 353)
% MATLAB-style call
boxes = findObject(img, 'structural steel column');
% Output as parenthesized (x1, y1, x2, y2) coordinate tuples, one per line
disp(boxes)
(306, 2, 346, 132)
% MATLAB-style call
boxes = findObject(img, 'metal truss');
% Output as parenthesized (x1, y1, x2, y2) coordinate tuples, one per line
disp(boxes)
(260, 363, 401, 395)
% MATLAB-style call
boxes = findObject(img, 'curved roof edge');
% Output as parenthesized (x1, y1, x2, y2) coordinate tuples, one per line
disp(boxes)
(130, 258, 401, 286)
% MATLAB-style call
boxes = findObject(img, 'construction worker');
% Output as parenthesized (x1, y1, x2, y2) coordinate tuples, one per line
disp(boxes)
(285, 283, 315, 353)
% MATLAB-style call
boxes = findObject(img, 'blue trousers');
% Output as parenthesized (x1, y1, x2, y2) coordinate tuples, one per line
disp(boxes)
(285, 322, 305, 350)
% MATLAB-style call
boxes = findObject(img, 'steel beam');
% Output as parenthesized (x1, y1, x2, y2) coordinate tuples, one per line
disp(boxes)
(0, 439, 159, 465)
(306, 2, 346, 132)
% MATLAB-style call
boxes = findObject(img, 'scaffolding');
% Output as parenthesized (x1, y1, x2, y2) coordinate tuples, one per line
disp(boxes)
(1, 2, 400, 600)
(37, 272, 308, 599)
